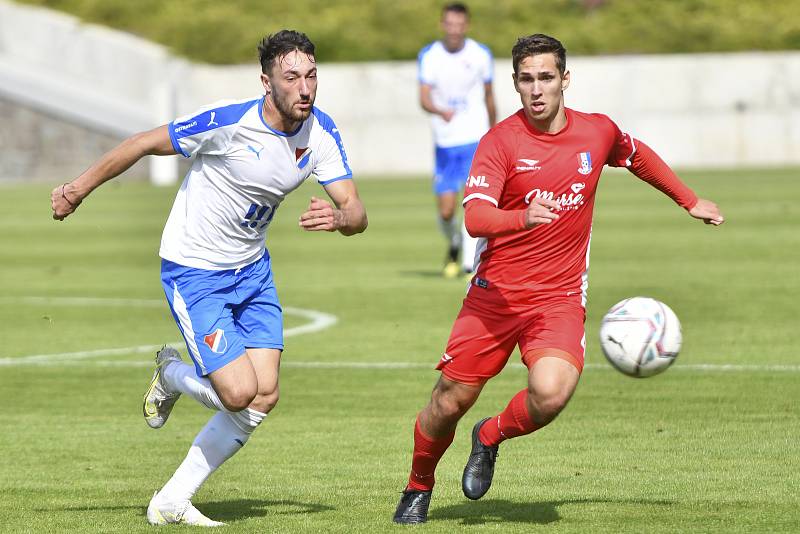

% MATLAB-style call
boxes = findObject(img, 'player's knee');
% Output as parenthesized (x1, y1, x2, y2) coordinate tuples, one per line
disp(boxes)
(219, 386, 257, 412)
(528, 387, 571, 424)
(432, 389, 473, 421)
(433, 396, 463, 421)
(251, 389, 279, 414)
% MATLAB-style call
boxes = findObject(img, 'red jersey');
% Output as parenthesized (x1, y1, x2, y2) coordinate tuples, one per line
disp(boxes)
(463, 108, 649, 307)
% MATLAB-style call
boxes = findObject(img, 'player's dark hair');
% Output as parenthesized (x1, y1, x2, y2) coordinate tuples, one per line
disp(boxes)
(258, 30, 315, 75)
(512, 34, 567, 76)
(442, 2, 470, 18)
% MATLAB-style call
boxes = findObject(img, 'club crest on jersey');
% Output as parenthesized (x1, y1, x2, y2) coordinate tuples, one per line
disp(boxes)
(203, 328, 228, 354)
(295, 147, 312, 170)
(577, 152, 593, 175)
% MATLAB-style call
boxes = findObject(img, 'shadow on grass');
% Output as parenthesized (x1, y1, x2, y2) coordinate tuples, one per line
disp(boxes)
(430, 497, 676, 525)
(40, 498, 334, 522)
(201, 498, 334, 521)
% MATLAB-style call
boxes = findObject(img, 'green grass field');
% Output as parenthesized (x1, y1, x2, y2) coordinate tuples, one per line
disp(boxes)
(0, 170, 798, 532)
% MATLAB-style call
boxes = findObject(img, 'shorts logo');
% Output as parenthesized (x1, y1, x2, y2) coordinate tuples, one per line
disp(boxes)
(203, 328, 228, 354)
(577, 152, 593, 175)
(439, 353, 453, 365)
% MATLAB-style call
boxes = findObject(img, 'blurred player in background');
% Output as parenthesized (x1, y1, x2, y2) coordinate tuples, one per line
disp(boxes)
(418, 2, 496, 278)
(394, 33, 724, 524)
(51, 30, 367, 527)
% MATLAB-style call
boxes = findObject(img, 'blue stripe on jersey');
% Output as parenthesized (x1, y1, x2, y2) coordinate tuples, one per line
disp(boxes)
(170, 98, 259, 147)
(168, 126, 189, 157)
(312, 107, 353, 177)
(319, 174, 353, 186)
(417, 42, 435, 83)
(476, 42, 494, 82)
(258, 96, 304, 137)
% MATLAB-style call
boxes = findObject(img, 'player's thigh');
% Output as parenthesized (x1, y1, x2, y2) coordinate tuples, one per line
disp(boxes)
(231, 256, 283, 401)
(246, 348, 281, 396)
(161, 259, 249, 378)
(207, 353, 259, 402)
(519, 299, 586, 374)
(437, 298, 522, 386)
(233, 258, 284, 354)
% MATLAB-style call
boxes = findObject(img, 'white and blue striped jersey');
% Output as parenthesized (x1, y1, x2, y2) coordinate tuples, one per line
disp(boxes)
(418, 38, 493, 148)
(160, 96, 352, 270)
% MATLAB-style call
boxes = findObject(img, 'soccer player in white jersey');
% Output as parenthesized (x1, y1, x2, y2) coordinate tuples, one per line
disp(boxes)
(418, 2, 496, 278)
(50, 30, 367, 527)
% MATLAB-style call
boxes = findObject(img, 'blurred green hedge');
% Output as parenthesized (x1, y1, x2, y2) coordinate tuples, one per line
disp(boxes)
(17, 0, 800, 63)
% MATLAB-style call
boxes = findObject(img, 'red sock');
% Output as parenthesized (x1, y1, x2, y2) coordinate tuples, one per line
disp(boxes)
(478, 389, 539, 447)
(407, 416, 455, 491)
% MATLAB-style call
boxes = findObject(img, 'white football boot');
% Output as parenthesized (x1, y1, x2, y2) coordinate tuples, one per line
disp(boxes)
(147, 491, 225, 527)
(142, 346, 183, 429)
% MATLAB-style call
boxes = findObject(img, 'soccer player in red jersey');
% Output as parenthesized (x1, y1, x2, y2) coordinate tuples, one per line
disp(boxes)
(393, 33, 724, 524)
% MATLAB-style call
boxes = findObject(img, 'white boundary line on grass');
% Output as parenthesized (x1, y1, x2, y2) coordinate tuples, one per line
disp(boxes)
(1, 297, 798, 373)
(0, 296, 337, 366)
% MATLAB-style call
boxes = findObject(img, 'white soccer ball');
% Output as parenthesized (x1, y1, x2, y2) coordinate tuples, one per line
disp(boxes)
(599, 297, 682, 378)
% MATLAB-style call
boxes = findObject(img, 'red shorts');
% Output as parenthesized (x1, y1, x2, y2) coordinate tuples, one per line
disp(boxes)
(436, 295, 586, 386)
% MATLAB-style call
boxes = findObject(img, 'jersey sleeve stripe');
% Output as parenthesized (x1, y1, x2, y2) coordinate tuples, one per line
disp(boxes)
(417, 43, 435, 83)
(318, 174, 353, 186)
(463, 192, 499, 206)
(311, 107, 353, 176)
(172, 98, 259, 142)
(624, 136, 637, 167)
(168, 123, 190, 158)
(476, 41, 494, 82)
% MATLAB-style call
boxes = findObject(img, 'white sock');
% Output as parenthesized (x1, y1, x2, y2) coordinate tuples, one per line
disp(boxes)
(461, 222, 478, 273)
(163, 361, 226, 412)
(158, 408, 266, 503)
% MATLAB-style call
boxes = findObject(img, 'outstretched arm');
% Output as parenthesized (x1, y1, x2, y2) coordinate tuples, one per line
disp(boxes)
(51, 125, 176, 220)
(628, 140, 724, 226)
(298, 178, 367, 236)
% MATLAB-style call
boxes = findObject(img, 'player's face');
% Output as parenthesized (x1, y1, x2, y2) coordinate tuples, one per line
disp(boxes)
(441, 11, 468, 51)
(513, 53, 570, 129)
(262, 50, 317, 124)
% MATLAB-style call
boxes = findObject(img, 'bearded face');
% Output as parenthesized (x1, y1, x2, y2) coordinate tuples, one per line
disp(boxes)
(262, 50, 317, 127)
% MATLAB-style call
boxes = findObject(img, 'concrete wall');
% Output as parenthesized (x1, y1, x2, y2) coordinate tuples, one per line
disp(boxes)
(1, 0, 799, 183)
